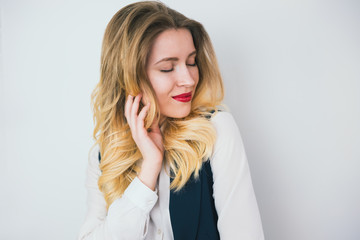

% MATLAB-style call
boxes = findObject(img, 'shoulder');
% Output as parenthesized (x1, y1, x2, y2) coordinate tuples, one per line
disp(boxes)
(210, 111, 241, 142)
(210, 111, 246, 159)
(210, 111, 238, 127)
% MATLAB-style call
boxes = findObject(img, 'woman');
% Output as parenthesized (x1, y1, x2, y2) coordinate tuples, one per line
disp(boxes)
(79, 1, 264, 239)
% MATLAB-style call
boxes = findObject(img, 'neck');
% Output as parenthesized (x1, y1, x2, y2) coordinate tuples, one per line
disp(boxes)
(159, 115, 166, 126)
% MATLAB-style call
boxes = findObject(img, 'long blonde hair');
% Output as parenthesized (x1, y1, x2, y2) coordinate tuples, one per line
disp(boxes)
(92, 1, 224, 208)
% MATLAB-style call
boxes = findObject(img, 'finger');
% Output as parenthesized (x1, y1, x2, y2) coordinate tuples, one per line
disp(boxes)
(137, 102, 150, 122)
(126, 95, 137, 135)
(130, 94, 142, 123)
(137, 103, 150, 133)
(129, 94, 142, 135)
(124, 95, 133, 122)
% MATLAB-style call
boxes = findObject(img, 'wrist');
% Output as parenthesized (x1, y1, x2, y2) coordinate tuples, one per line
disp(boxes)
(138, 160, 162, 191)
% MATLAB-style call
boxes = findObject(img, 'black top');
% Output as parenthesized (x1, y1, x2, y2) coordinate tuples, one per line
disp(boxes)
(170, 160, 220, 240)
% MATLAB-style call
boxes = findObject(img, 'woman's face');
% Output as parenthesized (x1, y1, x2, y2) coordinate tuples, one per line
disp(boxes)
(146, 28, 199, 120)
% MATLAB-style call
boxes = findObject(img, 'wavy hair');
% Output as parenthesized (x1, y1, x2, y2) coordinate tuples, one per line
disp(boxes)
(91, 1, 224, 208)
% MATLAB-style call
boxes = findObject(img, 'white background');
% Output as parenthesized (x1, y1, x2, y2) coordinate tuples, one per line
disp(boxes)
(1, 0, 359, 239)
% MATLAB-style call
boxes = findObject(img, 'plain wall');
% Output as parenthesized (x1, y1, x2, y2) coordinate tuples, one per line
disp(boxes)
(1, 0, 359, 239)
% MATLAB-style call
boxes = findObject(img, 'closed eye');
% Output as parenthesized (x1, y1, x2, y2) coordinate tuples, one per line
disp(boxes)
(187, 63, 197, 67)
(160, 68, 174, 73)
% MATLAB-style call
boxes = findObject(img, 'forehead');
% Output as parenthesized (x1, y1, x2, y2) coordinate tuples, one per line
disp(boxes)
(148, 28, 195, 62)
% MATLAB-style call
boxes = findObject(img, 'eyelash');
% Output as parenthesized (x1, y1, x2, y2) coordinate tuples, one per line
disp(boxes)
(160, 63, 197, 73)
(160, 69, 173, 73)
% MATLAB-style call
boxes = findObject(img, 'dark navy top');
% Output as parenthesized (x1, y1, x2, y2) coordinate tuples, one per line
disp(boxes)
(170, 160, 220, 240)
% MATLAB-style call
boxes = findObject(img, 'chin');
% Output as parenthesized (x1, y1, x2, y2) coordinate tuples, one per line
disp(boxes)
(164, 106, 192, 119)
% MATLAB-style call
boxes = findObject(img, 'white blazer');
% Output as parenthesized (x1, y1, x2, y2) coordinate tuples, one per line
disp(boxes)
(78, 111, 264, 240)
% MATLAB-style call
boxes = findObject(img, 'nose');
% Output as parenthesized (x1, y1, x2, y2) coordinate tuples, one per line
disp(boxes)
(175, 65, 196, 87)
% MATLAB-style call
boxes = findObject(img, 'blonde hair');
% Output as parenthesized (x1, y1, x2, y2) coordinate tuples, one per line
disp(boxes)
(92, 1, 224, 208)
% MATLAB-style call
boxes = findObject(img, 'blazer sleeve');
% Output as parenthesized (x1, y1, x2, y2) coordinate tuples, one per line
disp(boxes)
(210, 112, 265, 240)
(78, 145, 158, 240)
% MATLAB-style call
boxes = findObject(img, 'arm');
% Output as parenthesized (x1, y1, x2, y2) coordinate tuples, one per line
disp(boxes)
(78, 145, 158, 240)
(211, 112, 264, 240)
(79, 94, 163, 240)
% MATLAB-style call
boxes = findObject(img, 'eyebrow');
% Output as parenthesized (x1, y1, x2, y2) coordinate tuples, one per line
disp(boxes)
(155, 50, 197, 65)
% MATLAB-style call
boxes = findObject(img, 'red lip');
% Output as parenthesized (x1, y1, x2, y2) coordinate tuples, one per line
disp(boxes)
(172, 91, 192, 102)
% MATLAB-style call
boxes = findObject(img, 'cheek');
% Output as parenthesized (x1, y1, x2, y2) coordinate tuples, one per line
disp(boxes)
(149, 73, 174, 98)
(191, 67, 200, 86)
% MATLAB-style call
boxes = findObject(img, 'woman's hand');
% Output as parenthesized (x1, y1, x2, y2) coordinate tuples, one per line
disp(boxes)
(124, 94, 164, 191)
